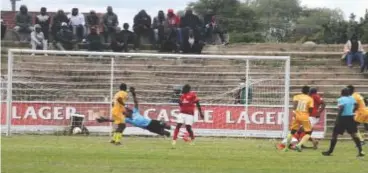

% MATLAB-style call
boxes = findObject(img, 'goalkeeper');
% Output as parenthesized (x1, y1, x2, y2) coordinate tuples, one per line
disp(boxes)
(97, 87, 171, 137)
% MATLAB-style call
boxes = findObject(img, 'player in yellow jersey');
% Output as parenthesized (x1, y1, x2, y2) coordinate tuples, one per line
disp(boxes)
(347, 85, 368, 145)
(284, 86, 314, 152)
(110, 83, 129, 145)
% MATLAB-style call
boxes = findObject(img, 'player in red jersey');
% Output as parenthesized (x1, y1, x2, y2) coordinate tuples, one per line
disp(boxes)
(309, 88, 326, 149)
(172, 84, 204, 147)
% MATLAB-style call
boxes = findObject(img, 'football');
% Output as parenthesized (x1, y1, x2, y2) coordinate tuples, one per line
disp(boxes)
(72, 127, 82, 134)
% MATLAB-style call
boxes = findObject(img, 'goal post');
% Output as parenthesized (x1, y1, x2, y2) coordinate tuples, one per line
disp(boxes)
(3, 49, 291, 138)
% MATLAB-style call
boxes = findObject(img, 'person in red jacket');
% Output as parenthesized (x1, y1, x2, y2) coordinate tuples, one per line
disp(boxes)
(167, 9, 180, 27)
(166, 9, 182, 51)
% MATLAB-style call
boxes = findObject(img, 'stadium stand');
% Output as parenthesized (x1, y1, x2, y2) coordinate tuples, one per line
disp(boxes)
(1, 41, 367, 136)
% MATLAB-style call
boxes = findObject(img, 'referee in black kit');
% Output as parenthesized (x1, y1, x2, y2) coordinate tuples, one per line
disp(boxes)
(322, 88, 365, 157)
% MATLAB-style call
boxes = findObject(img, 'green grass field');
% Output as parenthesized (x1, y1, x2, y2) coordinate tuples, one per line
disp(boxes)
(1, 136, 367, 173)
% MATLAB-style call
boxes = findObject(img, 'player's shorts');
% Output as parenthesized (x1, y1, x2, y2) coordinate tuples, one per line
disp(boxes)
(146, 120, 164, 135)
(333, 116, 358, 135)
(177, 113, 194, 125)
(290, 115, 312, 132)
(354, 108, 368, 124)
(112, 109, 125, 125)
(309, 117, 320, 128)
(281, 137, 298, 145)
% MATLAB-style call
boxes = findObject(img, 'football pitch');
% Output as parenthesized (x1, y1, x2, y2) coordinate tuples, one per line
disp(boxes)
(1, 136, 367, 173)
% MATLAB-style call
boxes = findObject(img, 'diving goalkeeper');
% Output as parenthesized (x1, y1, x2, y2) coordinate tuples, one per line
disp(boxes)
(97, 87, 171, 137)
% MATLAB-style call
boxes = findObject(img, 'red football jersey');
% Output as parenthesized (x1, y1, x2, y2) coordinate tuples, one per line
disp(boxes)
(179, 91, 199, 115)
(310, 94, 323, 117)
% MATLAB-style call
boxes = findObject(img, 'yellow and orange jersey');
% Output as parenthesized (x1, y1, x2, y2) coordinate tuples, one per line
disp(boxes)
(112, 90, 129, 112)
(293, 94, 314, 117)
(352, 92, 366, 111)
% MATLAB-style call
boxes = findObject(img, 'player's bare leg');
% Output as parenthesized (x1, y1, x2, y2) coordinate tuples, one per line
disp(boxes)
(185, 125, 195, 145)
(172, 123, 183, 148)
(309, 137, 319, 149)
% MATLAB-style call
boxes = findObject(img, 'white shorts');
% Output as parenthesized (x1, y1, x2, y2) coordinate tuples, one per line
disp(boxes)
(281, 137, 298, 145)
(309, 117, 320, 127)
(177, 113, 194, 126)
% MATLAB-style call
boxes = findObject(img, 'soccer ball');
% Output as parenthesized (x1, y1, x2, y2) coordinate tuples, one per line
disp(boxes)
(72, 127, 82, 134)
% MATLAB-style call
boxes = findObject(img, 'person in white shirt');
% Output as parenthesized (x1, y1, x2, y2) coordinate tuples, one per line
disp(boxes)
(30, 24, 48, 55)
(67, 8, 86, 41)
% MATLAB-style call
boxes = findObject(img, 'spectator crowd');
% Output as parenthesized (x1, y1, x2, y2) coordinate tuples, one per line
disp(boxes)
(5, 5, 229, 54)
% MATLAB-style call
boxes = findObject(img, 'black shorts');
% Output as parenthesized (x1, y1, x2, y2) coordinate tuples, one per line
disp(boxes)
(333, 116, 358, 135)
(146, 120, 164, 135)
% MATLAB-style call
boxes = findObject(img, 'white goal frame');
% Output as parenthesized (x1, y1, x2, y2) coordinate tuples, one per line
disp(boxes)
(4, 49, 291, 137)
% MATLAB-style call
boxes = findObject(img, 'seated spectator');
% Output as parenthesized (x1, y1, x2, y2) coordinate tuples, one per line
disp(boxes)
(182, 28, 204, 54)
(35, 7, 50, 42)
(30, 24, 48, 55)
(234, 78, 253, 104)
(52, 10, 69, 40)
(55, 22, 77, 50)
(180, 9, 202, 41)
(133, 10, 152, 47)
(86, 26, 102, 51)
(67, 8, 86, 41)
(160, 27, 180, 52)
(205, 16, 228, 45)
(102, 6, 119, 43)
(14, 5, 33, 42)
(344, 34, 365, 71)
(152, 10, 166, 47)
(86, 10, 100, 34)
(166, 9, 182, 46)
(1, 17, 6, 40)
(111, 23, 136, 52)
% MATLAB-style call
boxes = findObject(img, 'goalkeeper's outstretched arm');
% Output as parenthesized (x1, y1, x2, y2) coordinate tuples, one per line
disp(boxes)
(130, 87, 139, 109)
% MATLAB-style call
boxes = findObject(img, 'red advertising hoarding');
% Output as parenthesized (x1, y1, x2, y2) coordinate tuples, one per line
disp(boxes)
(0, 102, 326, 137)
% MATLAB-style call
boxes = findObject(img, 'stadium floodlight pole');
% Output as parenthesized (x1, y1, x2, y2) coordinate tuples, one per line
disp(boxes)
(109, 57, 114, 137)
(244, 59, 250, 137)
(282, 58, 291, 138)
(6, 51, 14, 136)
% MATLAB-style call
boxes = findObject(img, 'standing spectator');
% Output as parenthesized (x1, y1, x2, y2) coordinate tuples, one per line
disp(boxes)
(14, 5, 33, 42)
(67, 8, 86, 41)
(235, 78, 253, 104)
(152, 10, 166, 47)
(111, 23, 136, 52)
(1, 17, 6, 40)
(30, 24, 47, 55)
(133, 10, 152, 47)
(55, 22, 76, 50)
(344, 34, 365, 70)
(52, 10, 69, 40)
(86, 26, 102, 51)
(35, 7, 50, 42)
(86, 10, 100, 34)
(102, 6, 119, 43)
(205, 16, 227, 45)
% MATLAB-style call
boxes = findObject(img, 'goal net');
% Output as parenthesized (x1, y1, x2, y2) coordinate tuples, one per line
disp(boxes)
(2, 49, 291, 138)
